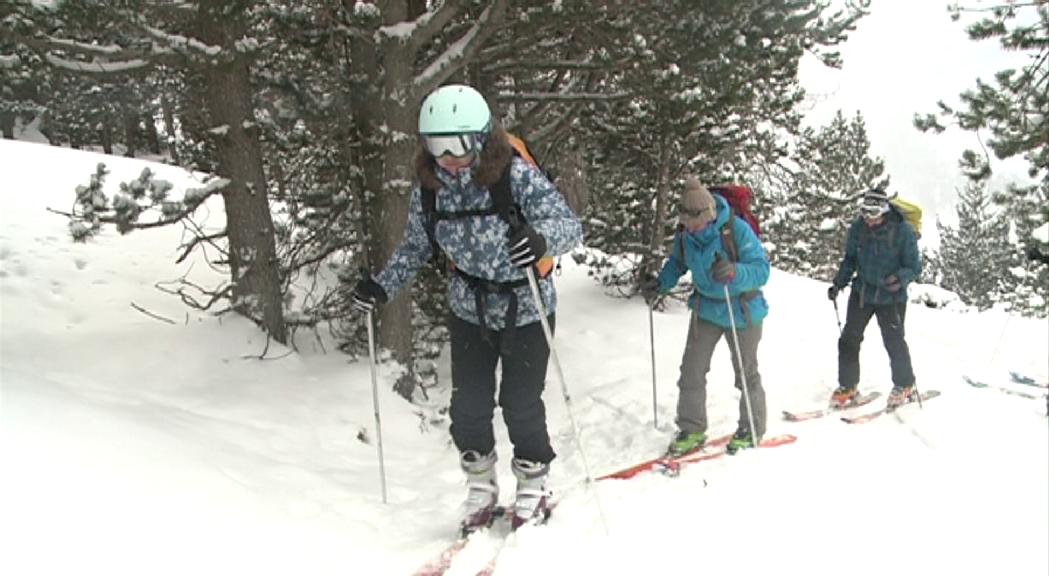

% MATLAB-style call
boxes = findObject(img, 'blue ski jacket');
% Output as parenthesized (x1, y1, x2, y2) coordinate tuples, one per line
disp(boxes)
(832, 211, 921, 306)
(656, 195, 770, 329)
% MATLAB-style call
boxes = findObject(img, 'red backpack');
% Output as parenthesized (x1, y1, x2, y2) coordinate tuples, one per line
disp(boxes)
(709, 184, 761, 239)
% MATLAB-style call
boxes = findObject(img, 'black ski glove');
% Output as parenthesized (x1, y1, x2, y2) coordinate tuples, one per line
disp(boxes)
(352, 277, 388, 313)
(507, 224, 547, 269)
(827, 285, 841, 301)
(711, 257, 736, 283)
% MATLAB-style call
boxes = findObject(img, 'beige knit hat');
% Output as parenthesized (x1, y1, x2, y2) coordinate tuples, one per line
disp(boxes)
(679, 177, 716, 229)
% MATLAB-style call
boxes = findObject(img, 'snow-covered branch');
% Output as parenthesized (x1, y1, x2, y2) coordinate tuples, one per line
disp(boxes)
(497, 91, 632, 102)
(142, 24, 223, 57)
(482, 59, 609, 73)
(44, 52, 152, 74)
(404, 0, 466, 52)
(413, 0, 509, 98)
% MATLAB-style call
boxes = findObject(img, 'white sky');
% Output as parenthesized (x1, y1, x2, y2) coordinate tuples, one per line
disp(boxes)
(1, 140, 1047, 575)
(799, 0, 1035, 240)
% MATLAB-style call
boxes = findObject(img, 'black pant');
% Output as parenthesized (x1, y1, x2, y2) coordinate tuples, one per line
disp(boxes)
(449, 314, 556, 464)
(838, 290, 915, 389)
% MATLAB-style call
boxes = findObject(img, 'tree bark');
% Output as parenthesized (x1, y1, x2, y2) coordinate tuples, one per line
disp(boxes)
(0, 111, 14, 139)
(100, 122, 113, 155)
(378, 3, 422, 397)
(143, 111, 161, 155)
(346, 1, 420, 397)
(122, 105, 138, 157)
(644, 140, 672, 279)
(160, 94, 180, 165)
(195, 0, 287, 343)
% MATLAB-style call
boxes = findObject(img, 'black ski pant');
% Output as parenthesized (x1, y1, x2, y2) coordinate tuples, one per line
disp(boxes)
(449, 314, 556, 464)
(837, 290, 915, 390)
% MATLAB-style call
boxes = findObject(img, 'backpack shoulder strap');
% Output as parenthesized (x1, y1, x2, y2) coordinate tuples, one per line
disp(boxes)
(720, 215, 739, 262)
(490, 156, 519, 228)
(420, 183, 442, 262)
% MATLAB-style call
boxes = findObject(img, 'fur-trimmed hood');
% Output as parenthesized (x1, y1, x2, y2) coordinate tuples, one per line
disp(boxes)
(415, 121, 514, 191)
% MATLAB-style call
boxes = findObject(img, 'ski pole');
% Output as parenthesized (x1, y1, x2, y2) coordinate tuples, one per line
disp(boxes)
(723, 283, 758, 447)
(522, 265, 609, 533)
(649, 304, 658, 430)
(832, 294, 843, 337)
(365, 309, 388, 504)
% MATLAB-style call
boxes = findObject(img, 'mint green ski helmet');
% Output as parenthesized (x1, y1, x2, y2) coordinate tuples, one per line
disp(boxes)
(418, 84, 491, 135)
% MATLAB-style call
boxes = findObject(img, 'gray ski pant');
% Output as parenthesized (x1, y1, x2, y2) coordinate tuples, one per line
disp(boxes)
(675, 314, 766, 438)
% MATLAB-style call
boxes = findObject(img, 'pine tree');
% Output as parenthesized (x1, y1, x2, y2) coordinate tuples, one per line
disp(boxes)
(764, 110, 889, 281)
(936, 179, 1013, 310)
(915, 1, 1048, 317)
(0, 7, 47, 141)
(579, 0, 866, 290)
(7, 0, 289, 342)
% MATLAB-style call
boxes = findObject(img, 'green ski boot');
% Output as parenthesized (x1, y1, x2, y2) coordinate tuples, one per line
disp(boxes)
(666, 430, 707, 457)
(726, 428, 758, 455)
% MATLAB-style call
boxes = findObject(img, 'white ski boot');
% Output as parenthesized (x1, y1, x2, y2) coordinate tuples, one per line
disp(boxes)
(459, 450, 499, 534)
(510, 458, 551, 530)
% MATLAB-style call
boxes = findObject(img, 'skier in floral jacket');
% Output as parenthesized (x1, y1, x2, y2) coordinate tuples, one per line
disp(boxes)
(351, 84, 581, 532)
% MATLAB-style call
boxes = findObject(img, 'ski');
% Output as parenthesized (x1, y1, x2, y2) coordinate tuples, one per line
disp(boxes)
(598, 433, 797, 480)
(1010, 371, 1049, 389)
(782, 391, 882, 422)
(840, 390, 942, 424)
(659, 433, 798, 476)
(964, 376, 1046, 400)
(472, 503, 557, 576)
(596, 432, 735, 481)
(411, 507, 510, 576)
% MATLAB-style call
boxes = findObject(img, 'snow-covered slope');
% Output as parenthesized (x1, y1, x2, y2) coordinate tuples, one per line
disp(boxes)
(2, 140, 1046, 576)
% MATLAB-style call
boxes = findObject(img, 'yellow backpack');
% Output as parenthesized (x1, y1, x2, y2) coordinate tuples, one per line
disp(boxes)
(889, 197, 923, 239)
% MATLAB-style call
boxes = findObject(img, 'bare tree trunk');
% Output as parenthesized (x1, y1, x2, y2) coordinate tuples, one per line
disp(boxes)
(379, 8, 422, 398)
(160, 95, 180, 164)
(195, 0, 287, 343)
(347, 2, 420, 397)
(143, 111, 161, 154)
(644, 141, 672, 279)
(0, 111, 14, 139)
(100, 123, 113, 155)
(122, 105, 138, 157)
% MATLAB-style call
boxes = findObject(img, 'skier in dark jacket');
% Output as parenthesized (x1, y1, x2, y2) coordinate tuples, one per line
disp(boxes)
(350, 84, 582, 532)
(828, 189, 922, 409)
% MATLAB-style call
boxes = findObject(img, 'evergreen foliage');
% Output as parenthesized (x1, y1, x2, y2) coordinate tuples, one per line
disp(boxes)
(2, 0, 886, 397)
(933, 179, 1014, 311)
(578, 0, 866, 291)
(916, 1, 1048, 317)
(763, 110, 888, 281)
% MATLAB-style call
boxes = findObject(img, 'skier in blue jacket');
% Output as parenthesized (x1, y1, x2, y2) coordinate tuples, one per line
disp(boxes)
(828, 189, 922, 409)
(644, 178, 770, 456)
(350, 85, 582, 532)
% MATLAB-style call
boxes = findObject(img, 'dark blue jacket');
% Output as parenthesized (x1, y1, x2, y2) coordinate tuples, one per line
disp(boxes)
(832, 210, 921, 306)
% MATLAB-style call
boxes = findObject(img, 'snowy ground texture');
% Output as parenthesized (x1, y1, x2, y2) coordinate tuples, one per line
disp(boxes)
(2, 140, 1047, 576)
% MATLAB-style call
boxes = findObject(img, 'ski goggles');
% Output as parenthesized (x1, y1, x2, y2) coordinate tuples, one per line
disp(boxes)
(422, 133, 483, 159)
(860, 201, 889, 219)
(679, 203, 715, 220)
